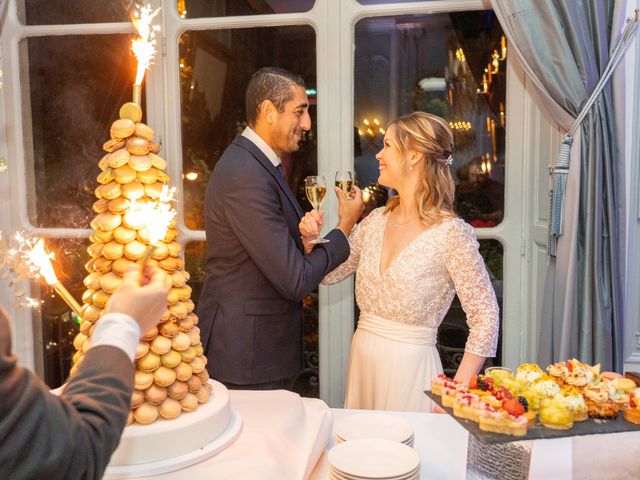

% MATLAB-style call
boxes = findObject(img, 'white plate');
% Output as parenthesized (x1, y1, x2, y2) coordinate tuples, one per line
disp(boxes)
(335, 413, 414, 444)
(336, 433, 414, 447)
(328, 468, 420, 480)
(330, 464, 420, 480)
(328, 439, 420, 479)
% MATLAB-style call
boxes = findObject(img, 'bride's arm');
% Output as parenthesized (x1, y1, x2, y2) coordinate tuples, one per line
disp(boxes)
(453, 352, 486, 385)
(443, 220, 500, 383)
(321, 207, 381, 285)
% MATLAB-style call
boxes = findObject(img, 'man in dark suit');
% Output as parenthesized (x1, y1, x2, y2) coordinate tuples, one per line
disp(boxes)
(0, 265, 170, 479)
(197, 67, 363, 390)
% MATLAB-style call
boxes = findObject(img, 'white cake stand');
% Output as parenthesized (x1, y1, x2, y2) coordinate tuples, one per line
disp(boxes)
(104, 380, 242, 479)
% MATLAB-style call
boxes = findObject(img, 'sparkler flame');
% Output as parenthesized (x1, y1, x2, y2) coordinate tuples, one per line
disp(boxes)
(26, 239, 58, 285)
(131, 185, 177, 246)
(132, 4, 160, 86)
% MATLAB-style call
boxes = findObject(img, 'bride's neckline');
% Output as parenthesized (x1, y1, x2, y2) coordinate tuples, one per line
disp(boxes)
(377, 212, 454, 277)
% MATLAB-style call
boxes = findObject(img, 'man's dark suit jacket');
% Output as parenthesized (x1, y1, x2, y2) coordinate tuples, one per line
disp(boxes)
(0, 312, 133, 479)
(197, 134, 350, 385)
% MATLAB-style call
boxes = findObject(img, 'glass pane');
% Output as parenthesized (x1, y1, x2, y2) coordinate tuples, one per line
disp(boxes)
(438, 239, 504, 375)
(34, 238, 88, 388)
(354, 11, 506, 225)
(21, 35, 143, 228)
(186, 241, 320, 397)
(18, 0, 131, 25)
(178, 0, 314, 18)
(179, 25, 317, 230)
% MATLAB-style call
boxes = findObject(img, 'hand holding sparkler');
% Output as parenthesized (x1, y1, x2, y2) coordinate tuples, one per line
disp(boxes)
(105, 264, 170, 334)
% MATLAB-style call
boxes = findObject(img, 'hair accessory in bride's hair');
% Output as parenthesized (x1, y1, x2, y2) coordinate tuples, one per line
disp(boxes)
(436, 152, 453, 166)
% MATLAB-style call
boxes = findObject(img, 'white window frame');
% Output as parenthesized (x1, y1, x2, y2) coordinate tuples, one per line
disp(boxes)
(0, 0, 553, 406)
(624, 20, 640, 371)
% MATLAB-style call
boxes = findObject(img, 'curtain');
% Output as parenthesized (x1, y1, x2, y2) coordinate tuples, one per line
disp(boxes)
(490, 0, 626, 370)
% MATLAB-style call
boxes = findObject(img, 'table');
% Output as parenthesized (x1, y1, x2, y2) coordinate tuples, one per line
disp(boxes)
(135, 390, 640, 479)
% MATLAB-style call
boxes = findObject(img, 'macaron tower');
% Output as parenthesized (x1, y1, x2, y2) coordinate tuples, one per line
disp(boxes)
(70, 101, 211, 425)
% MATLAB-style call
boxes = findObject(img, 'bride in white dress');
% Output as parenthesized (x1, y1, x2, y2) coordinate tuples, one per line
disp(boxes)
(300, 112, 499, 412)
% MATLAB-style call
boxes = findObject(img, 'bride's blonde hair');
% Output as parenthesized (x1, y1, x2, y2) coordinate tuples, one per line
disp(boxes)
(384, 111, 457, 225)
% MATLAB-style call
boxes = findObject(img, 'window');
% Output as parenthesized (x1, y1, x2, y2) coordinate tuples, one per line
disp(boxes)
(354, 12, 506, 226)
(22, 34, 138, 228)
(179, 24, 320, 396)
(18, 0, 131, 25)
(179, 25, 317, 230)
(3, 0, 530, 402)
(178, 0, 315, 18)
(17, 31, 136, 385)
(354, 11, 507, 369)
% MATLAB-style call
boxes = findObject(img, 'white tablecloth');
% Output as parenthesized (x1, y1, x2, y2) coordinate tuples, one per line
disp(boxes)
(135, 390, 640, 479)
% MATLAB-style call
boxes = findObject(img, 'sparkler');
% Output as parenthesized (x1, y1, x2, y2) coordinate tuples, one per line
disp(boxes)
(27, 239, 82, 316)
(131, 4, 160, 105)
(138, 185, 177, 268)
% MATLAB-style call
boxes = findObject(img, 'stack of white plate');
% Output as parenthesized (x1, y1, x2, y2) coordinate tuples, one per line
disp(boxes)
(335, 413, 414, 447)
(328, 438, 420, 480)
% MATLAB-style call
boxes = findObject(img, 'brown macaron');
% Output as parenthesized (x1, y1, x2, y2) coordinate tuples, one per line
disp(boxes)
(167, 381, 189, 400)
(111, 118, 136, 139)
(158, 398, 182, 420)
(102, 138, 125, 153)
(121, 181, 145, 200)
(119, 102, 143, 123)
(126, 137, 151, 156)
(134, 122, 155, 142)
(129, 154, 152, 172)
(153, 366, 177, 388)
(134, 402, 159, 425)
(102, 241, 124, 260)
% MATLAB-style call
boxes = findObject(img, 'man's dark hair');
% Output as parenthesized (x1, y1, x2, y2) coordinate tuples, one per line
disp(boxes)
(245, 67, 305, 127)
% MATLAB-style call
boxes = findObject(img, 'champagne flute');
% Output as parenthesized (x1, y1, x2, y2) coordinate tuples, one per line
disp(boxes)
(335, 170, 354, 198)
(305, 175, 330, 244)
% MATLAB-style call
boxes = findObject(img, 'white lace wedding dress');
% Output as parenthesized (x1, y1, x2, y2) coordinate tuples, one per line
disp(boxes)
(323, 207, 499, 412)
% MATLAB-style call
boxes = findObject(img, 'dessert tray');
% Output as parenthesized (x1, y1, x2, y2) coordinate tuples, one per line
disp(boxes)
(425, 390, 640, 444)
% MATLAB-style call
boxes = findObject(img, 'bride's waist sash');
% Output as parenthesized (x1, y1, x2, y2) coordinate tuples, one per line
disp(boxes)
(357, 312, 437, 346)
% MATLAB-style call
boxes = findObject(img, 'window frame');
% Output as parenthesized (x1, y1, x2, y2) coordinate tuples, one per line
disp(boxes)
(1, 0, 538, 405)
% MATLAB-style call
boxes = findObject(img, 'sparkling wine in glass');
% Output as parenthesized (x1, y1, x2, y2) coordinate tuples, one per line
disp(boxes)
(305, 175, 329, 244)
(335, 170, 354, 198)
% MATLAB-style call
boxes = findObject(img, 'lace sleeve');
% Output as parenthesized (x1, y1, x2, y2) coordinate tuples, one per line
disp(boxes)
(444, 220, 499, 357)
(322, 207, 382, 285)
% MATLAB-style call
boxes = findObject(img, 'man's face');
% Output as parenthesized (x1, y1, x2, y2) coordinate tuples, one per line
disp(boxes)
(270, 85, 311, 156)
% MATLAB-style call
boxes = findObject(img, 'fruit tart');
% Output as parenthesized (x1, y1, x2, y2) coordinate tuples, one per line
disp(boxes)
(430, 373, 450, 396)
(442, 382, 467, 408)
(453, 391, 485, 423)
(478, 409, 528, 436)
(623, 388, 640, 425)
(503, 396, 535, 427)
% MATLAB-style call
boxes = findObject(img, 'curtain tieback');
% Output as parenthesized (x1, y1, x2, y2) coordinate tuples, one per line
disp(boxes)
(547, 12, 639, 256)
